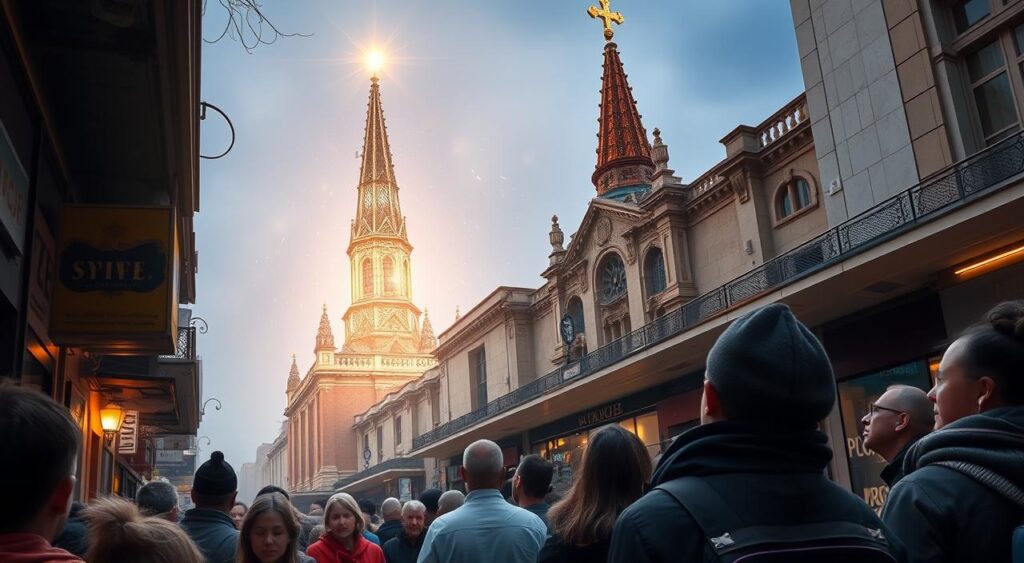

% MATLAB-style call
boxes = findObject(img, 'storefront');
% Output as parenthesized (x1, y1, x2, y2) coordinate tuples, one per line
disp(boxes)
(528, 373, 702, 494)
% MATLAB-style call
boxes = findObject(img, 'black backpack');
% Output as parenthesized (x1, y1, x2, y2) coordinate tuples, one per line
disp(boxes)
(656, 477, 897, 562)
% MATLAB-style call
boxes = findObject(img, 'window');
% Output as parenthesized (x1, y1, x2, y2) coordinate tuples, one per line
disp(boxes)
(394, 416, 402, 446)
(362, 259, 373, 297)
(376, 426, 384, 462)
(470, 346, 487, 408)
(598, 254, 627, 305)
(383, 256, 397, 295)
(967, 39, 1019, 143)
(643, 248, 667, 296)
(775, 178, 815, 221)
(566, 296, 585, 337)
(953, 0, 991, 34)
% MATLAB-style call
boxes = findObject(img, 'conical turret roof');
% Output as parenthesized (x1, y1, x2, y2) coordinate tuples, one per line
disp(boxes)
(316, 304, 335, 352)
(287, 354, 300, 391)
(352, 76, 408, 242)
(592, 42, 654, 197)
(419, 309, 437, 352)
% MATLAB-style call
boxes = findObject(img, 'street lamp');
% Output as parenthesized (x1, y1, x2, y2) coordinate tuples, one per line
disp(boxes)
(99, 402, 126, 440)
(201, 398, 222, 416)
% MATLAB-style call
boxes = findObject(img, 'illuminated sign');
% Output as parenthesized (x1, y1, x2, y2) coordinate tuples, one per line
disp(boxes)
(0, 120, 28, 255)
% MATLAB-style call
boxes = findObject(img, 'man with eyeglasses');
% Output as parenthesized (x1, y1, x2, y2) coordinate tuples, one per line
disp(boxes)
(860, 385, 934, 487)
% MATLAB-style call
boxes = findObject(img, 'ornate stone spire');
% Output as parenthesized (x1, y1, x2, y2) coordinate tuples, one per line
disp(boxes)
(592, 41, 654, 197)
(287, 354, 300, 391)
(316, 304, 335, 352)
(419, 309, 437, 352)
(549, 215, 566, 266)
(650, 128, 682, 190)
(352, 76, 407, 242)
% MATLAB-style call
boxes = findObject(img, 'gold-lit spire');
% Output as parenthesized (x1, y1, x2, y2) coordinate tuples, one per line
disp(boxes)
(287, 354, 300, 391)
(588, 0, 624, 42)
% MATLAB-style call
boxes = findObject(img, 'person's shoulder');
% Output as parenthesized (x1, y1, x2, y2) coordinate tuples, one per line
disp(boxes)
(306, 538, 327, 556)
(620, 486, 697, 528)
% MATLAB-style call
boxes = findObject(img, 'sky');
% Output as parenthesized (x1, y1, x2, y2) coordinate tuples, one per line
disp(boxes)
(195, 1, 805, 471)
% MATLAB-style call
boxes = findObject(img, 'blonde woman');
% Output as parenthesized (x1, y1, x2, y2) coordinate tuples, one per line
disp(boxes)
(83, 496, 204, 563)
(306, 493, 384, 563)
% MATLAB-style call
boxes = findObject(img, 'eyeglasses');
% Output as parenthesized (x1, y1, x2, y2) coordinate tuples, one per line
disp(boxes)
(868, 403, 904, 416)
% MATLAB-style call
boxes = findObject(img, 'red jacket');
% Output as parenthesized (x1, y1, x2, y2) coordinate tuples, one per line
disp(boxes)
(0, 533, 84, 563)
(307, 533, 385, 563)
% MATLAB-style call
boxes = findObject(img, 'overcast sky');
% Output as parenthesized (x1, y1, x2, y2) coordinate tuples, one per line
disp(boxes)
(195, 1, 804, 472)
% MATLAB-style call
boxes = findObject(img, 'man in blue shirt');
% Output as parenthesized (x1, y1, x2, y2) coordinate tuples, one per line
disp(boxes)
(417, 440, 546, 563)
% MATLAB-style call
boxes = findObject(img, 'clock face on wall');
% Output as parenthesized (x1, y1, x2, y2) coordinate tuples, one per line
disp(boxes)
(560, 314, 575, 344)
(601, 256, 627, 304)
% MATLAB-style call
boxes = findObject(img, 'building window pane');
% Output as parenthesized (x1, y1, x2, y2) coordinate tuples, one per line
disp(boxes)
(967, 40, 1005, 82)
(471, 347, 487, 408)
(778, 190, 793, 218)
(394, 416, 402, 446)
(1013, 23, 1024, 55)
(974, 73, 1018, 137)
(599, 254, 627, 305)
(953, 0, 990, 34)
(635, 412, 662, 458)
(362, 259, 373, 297)
(644, 248, 667, 296)
(796, 178, 812, 209)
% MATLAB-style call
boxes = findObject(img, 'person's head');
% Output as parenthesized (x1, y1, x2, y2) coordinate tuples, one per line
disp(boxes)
(418, 488, 442, 524)
(860, 385, 934, 461)
(380, 497, 401, 522)
(308, 502, 324, 517)
(703, 303, 835, 428)
(307, 524, 325, 545)
(512, 454, 553, 507)
(230, 502, 248, 530)
(436, 490, 465, 516)
(323, 492, 363, 544)
(83, 496, 203, 563)
(136, 481, 179, 522)
(238, 492, 301, 563)
(356, 498, 375, 523)
(930, 301, 1024, 429)
(256, 486, 289, 500)
(0, 383, 80, 541)
(459, 439, 505, 492)
(399, 500, 426, 540)
(190, 451, 238, 513)
(548, 424, 652, 547)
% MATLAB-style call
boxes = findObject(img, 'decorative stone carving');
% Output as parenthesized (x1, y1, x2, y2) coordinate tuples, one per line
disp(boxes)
(729, 169, 750, 203)
(595, 217, 613, 246)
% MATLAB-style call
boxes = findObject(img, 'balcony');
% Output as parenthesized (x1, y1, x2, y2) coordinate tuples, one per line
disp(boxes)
(413, 132, 1024, 452)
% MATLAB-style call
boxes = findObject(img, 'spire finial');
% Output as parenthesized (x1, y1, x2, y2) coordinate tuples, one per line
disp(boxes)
(315, 305, 335, 352)
(587, 0, 624, 42)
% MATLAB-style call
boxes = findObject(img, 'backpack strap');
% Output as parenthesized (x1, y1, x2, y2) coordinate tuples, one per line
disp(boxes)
(655, 477, 745, 554)
(932, 461, 1024, 510)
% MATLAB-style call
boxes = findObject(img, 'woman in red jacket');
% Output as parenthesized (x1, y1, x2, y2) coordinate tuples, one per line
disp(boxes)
(306, 493, 384, 563)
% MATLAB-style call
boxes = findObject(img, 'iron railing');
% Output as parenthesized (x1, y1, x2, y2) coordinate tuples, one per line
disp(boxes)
(333, 456, 424, 490)
(159, 327, 197, 360)
(412, 133, 1024, 451)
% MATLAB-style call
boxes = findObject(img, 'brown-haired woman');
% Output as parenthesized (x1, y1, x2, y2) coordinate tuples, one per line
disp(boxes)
(83, 496, 204, 563)
(537, 424, 653, 563)
(237, 492, 311, 563)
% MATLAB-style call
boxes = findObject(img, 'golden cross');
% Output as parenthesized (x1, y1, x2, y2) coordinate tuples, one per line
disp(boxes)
(588, 0, 624, 42)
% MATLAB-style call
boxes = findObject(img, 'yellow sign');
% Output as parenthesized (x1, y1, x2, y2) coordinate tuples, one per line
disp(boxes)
(51, 206, 178, 353)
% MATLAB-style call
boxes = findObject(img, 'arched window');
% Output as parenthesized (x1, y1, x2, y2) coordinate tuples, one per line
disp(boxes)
(644, 248, 667, 296)
(775, 177, 815, 221)
(361, 258, 373, 297)
(383, 256, 396, 295)
(567, 296, 585, 337)
(598, 253, 627, 305)
(403, 260, 410, 296)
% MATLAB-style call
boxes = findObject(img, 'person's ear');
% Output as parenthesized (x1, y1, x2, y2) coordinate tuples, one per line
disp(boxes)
(49, 475, 74, 516)
(170, 506, 179, 521)
(978, 376, 999, 410)
(702, 380, 725, 423)
(894, 412, 910, 433)
(458, 465, 468, 484)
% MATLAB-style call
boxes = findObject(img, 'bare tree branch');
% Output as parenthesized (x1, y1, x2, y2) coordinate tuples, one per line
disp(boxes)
(203, 0, 311, 54)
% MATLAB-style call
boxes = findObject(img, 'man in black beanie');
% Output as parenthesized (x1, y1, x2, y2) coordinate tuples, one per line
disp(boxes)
(608, 304, 905, 562)
(180, 451, 239, 563)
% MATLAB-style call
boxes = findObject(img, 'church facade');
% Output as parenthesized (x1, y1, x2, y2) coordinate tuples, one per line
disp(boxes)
(282, 74, 437, 495)
(336, 0, 1024, 512)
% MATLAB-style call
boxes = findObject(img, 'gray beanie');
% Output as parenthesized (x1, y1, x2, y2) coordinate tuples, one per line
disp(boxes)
(706, 303, 835, 426)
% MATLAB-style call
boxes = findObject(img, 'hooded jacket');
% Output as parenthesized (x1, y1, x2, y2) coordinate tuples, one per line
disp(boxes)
(608, 421, 905, 563)
(306, 532, 385, 563)
(180, 508, 239, 563)
(0, 533, 83, 563)
(882, 407, 1024, 563)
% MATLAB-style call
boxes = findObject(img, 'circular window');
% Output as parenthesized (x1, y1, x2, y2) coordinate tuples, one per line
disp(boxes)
(600, 254, 627, 304)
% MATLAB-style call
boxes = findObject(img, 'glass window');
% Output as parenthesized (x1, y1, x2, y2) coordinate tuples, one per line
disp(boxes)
(644, 248, 667, 296)
(836, 361, 932, 514)
(967, 40, 1005, 82)
(778, 189, 793, 219)
(634, 412, 662, 459)
(599, 254, 627, 304)
(953, 0, 991, 34)
(796, 178, 812, 209)
(975, 73, 1018, 138)
(394, 416, 402, 446)
(567, 296, 585, 336)
(471, 347, 487, 408)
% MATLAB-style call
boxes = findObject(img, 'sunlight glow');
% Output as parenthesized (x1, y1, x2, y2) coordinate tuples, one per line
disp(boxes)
(365, 49, 386, 77)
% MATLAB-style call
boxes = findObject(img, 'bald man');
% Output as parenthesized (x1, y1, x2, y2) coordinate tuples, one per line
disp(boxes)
(436, 490, 465, 516)
(860, 385, 934, 487)
(376, 497, 403, 545)
(417, 440, 546, 563)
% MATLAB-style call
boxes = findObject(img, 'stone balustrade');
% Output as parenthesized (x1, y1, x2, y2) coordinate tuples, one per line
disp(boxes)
(758, 97, 807, 148)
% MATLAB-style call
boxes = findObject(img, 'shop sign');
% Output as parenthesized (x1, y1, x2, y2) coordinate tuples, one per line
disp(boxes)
(563, 362, 581, 380)
(577, 402, 624, 428)
(0, 120, 29, 255)
(27, 210, 56, 342)
(398, 477, 412, 502)
(156, 450, 184, 464)
(118, 410, 140, 455)
(51, 206, 178, 353)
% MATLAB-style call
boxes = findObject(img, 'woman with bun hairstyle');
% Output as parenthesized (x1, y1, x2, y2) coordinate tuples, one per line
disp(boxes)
(306, 493, 384, 563)
(883, 300, 1024, 563)
(236, 492, 313, 563)
(82, 496, 204, 563)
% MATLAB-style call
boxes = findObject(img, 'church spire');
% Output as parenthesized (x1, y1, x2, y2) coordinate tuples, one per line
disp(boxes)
(352, 76, 407, 242)
(419, 309, 437, 352)
(316, 304, 335, 352)
(287, 354, 300, 391)
(588, 1, 654, 197)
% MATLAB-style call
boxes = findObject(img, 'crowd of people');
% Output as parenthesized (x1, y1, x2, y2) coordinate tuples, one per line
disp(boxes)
(1, 300, 1023, 562)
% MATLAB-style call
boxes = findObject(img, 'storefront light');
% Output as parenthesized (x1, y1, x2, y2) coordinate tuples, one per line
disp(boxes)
(99, 403, 126, 438)
(954, 244, 1024, 276)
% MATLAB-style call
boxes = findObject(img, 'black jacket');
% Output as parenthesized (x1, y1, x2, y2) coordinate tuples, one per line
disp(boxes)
(381, 530, 424, 563)
(376, 519, 403, 546)
(537, 532, 609, 563)
(882, 407, 1024, 563)
(608, 421, 906, 562)
(880, 434, 927, 488)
